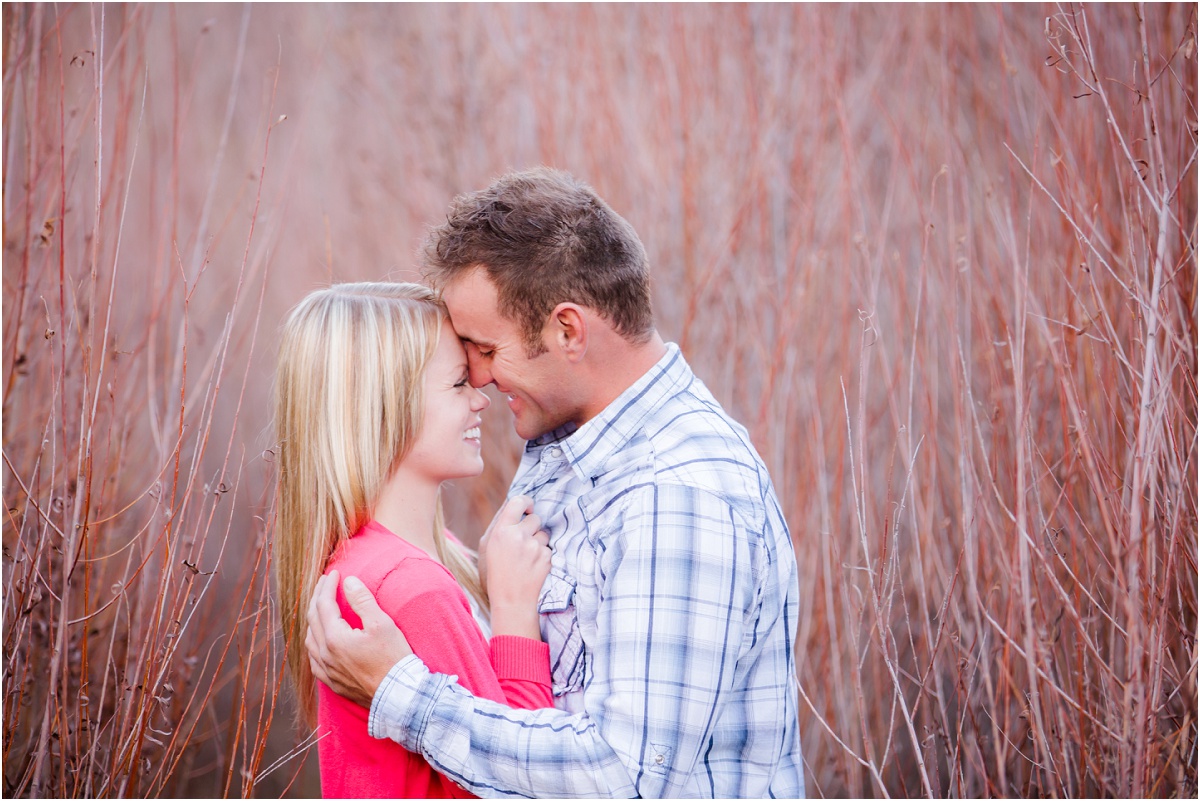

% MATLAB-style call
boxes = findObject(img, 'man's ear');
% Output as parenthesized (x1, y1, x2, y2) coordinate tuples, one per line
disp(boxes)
(550, 303, 588, 362)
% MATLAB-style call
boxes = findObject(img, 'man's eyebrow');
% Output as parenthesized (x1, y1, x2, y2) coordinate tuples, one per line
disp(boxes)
(459, 334, 497, 350)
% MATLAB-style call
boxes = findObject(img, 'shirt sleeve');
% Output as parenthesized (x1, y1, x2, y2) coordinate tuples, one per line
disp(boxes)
(368, 483, 755, 798)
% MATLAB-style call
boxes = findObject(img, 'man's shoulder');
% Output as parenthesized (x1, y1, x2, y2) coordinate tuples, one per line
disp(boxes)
(593, 385, 774, 531)
(643, 385, 764, 480)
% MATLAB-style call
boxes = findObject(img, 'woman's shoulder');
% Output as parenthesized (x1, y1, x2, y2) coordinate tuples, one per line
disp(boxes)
(326, 523, 462, 602)
(326, 523, 403, 575)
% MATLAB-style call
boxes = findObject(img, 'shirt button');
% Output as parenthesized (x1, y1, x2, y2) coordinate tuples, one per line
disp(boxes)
(654, 754, 665, 765)
(548, 446, 562, 458)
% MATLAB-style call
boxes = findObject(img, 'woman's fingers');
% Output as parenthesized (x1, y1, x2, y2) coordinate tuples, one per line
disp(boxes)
(491, 495, 535, 530)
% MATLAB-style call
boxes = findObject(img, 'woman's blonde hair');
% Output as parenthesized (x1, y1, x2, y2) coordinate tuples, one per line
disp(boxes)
(273, 281, 485, 726)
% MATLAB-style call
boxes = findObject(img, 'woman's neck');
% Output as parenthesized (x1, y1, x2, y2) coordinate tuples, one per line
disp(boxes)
(371, 472, 441, 562)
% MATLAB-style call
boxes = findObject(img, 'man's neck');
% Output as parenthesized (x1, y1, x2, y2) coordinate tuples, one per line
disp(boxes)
(577, 330, 668, 426)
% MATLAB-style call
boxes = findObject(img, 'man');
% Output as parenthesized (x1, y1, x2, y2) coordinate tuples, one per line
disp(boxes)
(306, 167, 805, 798)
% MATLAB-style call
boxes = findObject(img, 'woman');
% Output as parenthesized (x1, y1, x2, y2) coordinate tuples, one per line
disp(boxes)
(274, 282, 553, 798)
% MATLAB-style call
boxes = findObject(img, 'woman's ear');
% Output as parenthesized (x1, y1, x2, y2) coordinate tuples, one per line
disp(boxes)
(550, 303, 588, 362)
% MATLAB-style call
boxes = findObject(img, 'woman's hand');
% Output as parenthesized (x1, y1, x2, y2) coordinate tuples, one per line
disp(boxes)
(482, 495, 550, 640)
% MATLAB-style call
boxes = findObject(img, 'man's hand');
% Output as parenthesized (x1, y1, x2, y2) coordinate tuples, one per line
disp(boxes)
(305, 569, 413, 707)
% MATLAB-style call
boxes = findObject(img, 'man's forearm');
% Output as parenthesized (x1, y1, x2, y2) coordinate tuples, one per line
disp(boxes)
(370, 658, 636, 798)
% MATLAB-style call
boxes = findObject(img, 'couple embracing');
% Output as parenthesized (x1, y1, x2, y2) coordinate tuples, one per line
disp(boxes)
(274, 168, 805, 798)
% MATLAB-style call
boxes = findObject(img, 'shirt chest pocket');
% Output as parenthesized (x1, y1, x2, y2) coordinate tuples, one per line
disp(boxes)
(538, 570, 586, 697)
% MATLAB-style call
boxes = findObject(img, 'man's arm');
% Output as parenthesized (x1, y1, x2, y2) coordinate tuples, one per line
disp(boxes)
(361, 483, 756, 798)
(370, 658, 636, 798)
(308, 574, 634, 797)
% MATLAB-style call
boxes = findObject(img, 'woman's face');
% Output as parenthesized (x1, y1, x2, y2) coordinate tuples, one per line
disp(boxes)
(400, 319, 492, 486)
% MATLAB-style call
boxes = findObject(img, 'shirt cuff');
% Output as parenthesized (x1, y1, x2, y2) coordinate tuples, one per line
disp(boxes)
(489, 635, 552, 686)
(367, 654, 450, 750)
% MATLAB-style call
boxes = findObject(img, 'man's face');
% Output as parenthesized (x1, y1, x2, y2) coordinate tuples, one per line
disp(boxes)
(441, 268, 580, 441)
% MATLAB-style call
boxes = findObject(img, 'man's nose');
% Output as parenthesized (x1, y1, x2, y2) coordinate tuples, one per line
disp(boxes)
(466, 353, 493, 388)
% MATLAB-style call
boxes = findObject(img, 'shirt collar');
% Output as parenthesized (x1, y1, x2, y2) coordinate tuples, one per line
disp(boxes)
(526, 421, 578, 450)
(555, 342, 691, 482)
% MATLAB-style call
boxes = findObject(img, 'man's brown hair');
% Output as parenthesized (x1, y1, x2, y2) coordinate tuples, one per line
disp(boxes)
(421, 167, 653, 355)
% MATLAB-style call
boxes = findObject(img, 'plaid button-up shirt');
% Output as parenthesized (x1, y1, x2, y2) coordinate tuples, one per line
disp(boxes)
(369, 343, 805, 798)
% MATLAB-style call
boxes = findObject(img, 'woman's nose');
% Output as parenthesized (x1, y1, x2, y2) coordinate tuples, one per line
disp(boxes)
(471, 387, 491, 412)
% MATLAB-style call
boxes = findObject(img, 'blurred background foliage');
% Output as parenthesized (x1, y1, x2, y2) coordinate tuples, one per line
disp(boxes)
(3, 3, 1195, 797)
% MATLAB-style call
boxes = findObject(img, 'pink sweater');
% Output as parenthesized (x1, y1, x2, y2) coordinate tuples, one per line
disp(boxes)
(317, 521, 553, 799)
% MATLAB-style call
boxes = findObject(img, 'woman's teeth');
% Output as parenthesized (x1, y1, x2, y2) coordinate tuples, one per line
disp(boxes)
(463, 426, 481, 440)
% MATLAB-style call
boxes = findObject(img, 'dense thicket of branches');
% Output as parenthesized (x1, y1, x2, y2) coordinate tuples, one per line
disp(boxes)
(4, 4, 1194, 796)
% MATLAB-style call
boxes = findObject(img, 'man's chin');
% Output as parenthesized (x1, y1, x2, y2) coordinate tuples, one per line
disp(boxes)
(512, 415, 550, 443)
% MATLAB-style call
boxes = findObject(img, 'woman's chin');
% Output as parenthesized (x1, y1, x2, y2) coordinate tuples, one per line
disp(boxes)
(457, 460, 486, 480)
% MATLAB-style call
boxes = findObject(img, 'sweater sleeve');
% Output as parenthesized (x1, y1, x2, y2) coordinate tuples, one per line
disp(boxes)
(373, 561, 553, 711)
(490, 635, 554, 710)
(444, 528, 554, 710)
